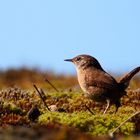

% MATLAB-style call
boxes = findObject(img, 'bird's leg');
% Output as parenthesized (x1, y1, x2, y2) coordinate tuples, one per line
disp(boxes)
(114, 100, 121, 113)
(103, 99, 110, 114)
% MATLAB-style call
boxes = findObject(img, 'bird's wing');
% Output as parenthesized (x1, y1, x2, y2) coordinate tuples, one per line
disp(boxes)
(85, 69, 118, 90)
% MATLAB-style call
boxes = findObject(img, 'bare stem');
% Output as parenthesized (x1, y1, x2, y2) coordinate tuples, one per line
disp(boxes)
(109, 111, 140, 137)
(85, 104, 95, 115)
(45, 78, 59, 92)
(33, 84, 50, 111)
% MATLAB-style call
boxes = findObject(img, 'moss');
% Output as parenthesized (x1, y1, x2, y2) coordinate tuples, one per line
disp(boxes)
(0, 87, 139, 137)
(38, 110, 136, 136)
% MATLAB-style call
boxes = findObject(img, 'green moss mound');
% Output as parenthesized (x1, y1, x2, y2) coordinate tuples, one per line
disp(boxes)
(39, 109, 136, 136)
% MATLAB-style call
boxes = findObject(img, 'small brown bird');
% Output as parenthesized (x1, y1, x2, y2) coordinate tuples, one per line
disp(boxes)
(65, 54, 140, 113)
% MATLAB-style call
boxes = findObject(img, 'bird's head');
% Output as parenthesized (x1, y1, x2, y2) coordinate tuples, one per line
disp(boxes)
(64, 54, 103, 70)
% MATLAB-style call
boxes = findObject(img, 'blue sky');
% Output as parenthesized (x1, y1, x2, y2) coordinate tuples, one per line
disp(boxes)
(0, 0, 140, 74)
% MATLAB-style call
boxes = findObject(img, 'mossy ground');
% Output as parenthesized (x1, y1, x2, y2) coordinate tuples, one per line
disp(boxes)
(0, 68, 139, 140)
(0, 87, 139, 139)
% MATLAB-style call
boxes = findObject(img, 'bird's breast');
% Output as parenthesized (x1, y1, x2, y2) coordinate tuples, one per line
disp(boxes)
(76, 68, 87, 93)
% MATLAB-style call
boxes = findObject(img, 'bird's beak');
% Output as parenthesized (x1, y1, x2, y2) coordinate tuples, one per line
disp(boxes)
(64, 59, 73, 62)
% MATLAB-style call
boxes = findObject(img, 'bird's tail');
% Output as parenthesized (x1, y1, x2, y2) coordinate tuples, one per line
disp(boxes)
(118, 66, 140, 89)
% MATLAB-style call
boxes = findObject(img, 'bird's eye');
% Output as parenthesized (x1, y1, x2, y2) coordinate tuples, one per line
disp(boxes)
(76, 57, 81, 61)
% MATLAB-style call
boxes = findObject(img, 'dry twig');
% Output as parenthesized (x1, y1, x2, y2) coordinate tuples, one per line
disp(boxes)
(33, 84, 50, 111)
(45, 78, 59, 92)
(85, 104, 95, 115)
(109, 111, 140, 138)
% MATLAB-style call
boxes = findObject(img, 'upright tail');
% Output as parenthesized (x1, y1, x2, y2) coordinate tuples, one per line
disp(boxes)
(118, 67, 140, 89)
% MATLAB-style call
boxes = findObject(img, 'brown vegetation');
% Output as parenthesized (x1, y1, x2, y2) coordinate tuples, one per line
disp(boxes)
(0, 68, 77, 89)
(0, 68, 139, 140)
